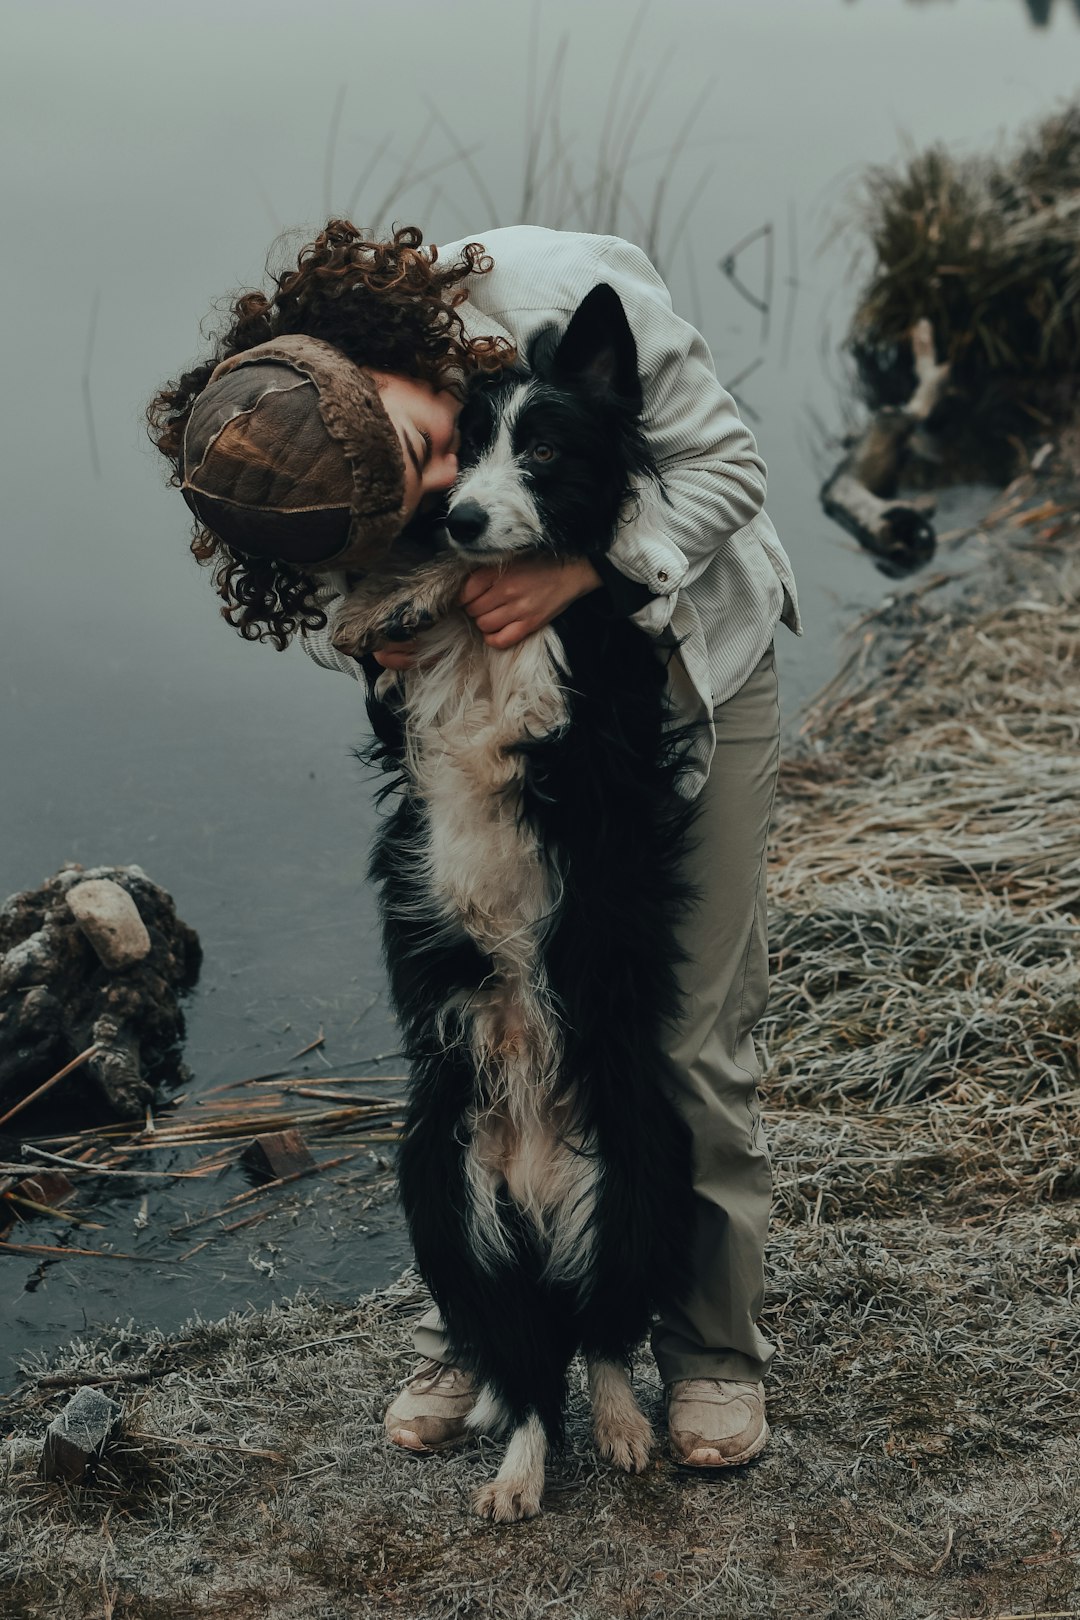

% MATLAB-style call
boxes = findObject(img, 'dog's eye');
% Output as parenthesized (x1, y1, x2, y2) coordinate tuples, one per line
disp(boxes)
(532, 443, 556, 462)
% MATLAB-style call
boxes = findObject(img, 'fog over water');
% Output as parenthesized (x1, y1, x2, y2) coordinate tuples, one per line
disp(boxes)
(2, 0, 1077, 1374)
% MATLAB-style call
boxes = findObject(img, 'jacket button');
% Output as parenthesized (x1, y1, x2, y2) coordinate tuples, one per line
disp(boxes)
(657, 570, 669, 583)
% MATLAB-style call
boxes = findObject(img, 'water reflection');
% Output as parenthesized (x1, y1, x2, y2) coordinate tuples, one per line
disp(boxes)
(849, 0, 1080, 19)
(1021, 0, 1080, 22)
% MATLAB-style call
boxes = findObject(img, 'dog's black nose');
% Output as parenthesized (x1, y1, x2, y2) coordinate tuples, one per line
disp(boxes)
(446, 500, 489, 547)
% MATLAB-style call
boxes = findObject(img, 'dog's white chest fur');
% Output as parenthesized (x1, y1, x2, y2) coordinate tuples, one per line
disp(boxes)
(401, 612, 567, 957)
(398, 612, 596, 1282)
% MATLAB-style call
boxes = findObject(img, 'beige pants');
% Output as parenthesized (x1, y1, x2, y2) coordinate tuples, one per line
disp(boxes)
(414, 644, 780, 1385)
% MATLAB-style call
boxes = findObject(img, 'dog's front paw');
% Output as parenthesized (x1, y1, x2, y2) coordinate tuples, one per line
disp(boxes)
(381, 601, 435, 644)
(331, 599, 388, 658)
(473, 1478, 543, 1523)
(594, 1407, 653, 1474)
(332, 595, 436, 657)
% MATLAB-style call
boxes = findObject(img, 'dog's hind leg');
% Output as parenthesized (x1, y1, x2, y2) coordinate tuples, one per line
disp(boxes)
(473, 1411, 547, 1523)
(465, 1384, 510, 1438)
(587, 1358, 653, 1474)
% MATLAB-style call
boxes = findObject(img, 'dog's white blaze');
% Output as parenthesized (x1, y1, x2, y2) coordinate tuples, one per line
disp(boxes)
(399, 607, 598, 1283)
(448, 398, 544, 556)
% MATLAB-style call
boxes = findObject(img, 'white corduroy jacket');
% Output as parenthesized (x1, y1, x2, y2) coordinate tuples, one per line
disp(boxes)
(300, 226, 801, 798)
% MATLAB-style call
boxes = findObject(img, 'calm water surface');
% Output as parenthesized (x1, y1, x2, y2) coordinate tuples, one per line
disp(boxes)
(2, 0, 1077, 1383)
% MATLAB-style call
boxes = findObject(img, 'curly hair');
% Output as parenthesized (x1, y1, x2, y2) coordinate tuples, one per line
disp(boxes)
(148, 221, 515, 650)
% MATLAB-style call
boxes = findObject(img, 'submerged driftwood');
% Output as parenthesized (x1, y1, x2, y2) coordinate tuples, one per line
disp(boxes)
(820, 317, 949, 575)
(0, 864, 201, 1122)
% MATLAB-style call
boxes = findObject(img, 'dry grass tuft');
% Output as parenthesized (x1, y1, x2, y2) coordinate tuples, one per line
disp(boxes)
(839, 100, 1080, 468)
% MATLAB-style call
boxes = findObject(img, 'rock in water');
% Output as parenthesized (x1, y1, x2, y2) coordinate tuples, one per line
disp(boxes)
(66, 879, 152, 970)
(0, 864, 201, 1121)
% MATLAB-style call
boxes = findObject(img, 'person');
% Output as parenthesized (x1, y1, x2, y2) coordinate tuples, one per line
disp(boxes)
(150, 219, 801, 1469)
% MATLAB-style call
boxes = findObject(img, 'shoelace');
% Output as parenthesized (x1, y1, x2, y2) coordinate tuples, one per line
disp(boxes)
(410, 1359, 468, 1392)
(673, 1379, 758, 1403)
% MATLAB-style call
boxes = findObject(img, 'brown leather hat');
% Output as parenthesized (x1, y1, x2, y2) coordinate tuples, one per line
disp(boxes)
(180, 334, 405, 569)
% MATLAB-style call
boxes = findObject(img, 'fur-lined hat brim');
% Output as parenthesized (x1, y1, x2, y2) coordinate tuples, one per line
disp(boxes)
(180, 335, 405, 569)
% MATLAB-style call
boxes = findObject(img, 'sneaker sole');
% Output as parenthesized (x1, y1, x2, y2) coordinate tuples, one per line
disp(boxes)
(671, 1417, 771, 1470)
(386, 1424, 472, 1456)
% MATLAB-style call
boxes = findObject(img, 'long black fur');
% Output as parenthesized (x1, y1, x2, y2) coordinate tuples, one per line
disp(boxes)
(367, 285, 702, 1449)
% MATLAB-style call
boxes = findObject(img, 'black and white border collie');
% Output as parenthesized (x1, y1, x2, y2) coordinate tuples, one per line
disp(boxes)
(334, 285, 698, 1522)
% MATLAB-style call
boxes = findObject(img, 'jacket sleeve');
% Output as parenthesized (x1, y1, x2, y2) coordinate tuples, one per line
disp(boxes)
(298, 576, 364, 680)
(591, 235, 768, 636)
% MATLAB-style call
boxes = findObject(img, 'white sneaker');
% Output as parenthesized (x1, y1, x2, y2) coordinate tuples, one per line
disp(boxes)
(667, 1378, 770, 1467)
(384, 1359, 476, 1454)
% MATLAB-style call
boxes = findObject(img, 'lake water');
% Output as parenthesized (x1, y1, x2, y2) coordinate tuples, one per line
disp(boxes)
(2, 0, 1077, 1384)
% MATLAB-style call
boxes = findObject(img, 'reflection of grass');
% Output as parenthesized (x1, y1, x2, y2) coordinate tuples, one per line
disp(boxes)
(321, 2, 716, 283)
(837, 101, 1080, 462)
(312, 6, 788, 394)
(508, 1, 716, 280)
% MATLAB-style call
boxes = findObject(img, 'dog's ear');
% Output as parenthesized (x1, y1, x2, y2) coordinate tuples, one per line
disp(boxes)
(550, 284, 642, 409)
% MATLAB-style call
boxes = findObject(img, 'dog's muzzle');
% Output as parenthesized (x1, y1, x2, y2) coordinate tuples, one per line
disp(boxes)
(445, 500, 490, 549)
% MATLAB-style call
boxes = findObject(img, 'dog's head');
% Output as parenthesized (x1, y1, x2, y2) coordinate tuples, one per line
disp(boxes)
(445, 284, 656, 561)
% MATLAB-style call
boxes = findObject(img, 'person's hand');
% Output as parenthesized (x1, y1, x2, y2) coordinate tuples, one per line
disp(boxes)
(371, 555, 602, 667)
(459, 556, 602, 648)
(372, 640, 422, 672)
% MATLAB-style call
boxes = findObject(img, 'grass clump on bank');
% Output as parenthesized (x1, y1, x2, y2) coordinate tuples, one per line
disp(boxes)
(1, 474, 1079, 1617)
(841, 101, 1080, 472)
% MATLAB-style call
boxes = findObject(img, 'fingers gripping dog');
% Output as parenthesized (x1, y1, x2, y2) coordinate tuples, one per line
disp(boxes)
(338, 286, 699, 1523)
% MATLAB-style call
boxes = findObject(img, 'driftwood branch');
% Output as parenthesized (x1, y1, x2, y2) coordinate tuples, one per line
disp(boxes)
(821, 319, 951, 576)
